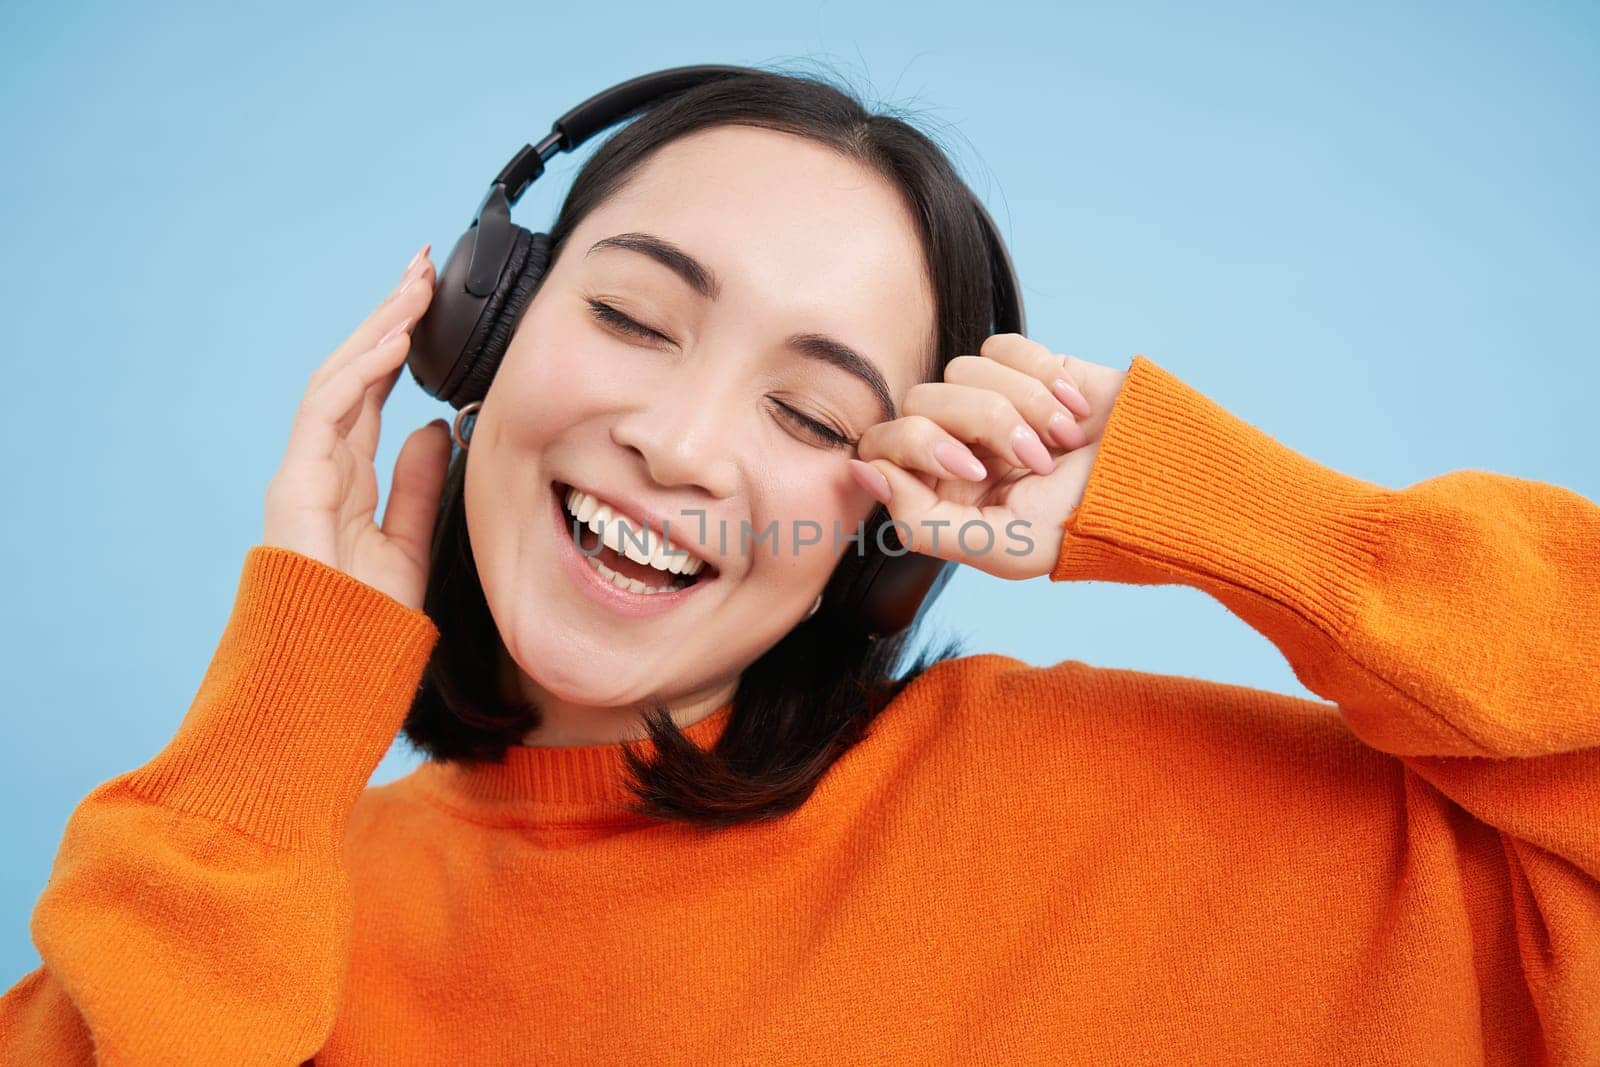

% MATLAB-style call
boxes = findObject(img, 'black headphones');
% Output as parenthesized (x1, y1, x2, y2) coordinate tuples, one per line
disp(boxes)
(406, 64, 1026, 637)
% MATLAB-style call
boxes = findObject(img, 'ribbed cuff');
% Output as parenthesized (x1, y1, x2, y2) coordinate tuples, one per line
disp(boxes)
(124, 546, 440, 849)
(1051, 355, 1392, 637)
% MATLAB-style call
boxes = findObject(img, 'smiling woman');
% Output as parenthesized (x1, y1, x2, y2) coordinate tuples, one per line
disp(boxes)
(4, 63, 1598, 1066)
(403, 74, 993, 797)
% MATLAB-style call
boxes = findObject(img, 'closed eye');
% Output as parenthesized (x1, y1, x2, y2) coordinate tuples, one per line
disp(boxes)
(586, 299, 672, 344)
(771, 401, 855, 450)
(587, 298, 856, 451)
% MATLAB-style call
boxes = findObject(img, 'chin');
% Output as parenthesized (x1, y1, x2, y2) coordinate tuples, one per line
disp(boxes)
(505, 648, 635, 710)
(499, 620, 675, 708)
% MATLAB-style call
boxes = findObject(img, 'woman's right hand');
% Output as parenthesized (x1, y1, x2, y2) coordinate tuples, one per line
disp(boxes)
(262, 244, 454, 612)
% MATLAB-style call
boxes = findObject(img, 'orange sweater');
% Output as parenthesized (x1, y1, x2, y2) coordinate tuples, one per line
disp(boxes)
(2, 355, 1596, 1065)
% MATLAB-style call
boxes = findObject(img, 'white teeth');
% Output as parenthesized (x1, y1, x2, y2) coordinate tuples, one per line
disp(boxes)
(560, 486, 707, 579)
(653, 543, 681, 574)
(594, 505, 631, 556)
(589, 554, 677, 595)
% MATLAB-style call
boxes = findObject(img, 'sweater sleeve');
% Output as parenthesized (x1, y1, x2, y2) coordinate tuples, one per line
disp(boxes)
(1049, 354, 1600, 1053)
(0, 546, 439, 1065)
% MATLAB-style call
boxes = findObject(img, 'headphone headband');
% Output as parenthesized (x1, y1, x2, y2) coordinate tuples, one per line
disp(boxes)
(407, 64, 1027, 636)
(475, 64, 1025, 335)
(493, 66, 755, 202)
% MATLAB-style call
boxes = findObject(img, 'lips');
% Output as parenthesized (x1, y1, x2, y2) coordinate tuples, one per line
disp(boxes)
(546, 478, 717, 616)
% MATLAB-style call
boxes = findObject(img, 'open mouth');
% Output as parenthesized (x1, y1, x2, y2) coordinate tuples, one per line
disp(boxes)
(551, 480, 718, 596)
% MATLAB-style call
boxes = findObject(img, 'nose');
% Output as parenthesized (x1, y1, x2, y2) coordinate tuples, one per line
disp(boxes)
(609, 360, 742, 501)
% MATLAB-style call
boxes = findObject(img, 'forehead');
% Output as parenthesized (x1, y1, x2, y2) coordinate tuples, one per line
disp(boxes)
(570, 124, 937, 387)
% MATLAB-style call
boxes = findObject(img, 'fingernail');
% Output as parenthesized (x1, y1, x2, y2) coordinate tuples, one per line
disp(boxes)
(933, 440, 988, 481)
(848, 458, 893, 505)
(1051, 378, 1091, 419)
(1012, 425, 1054, 474)
(1046, 411, 1080, 449)
(378, 316, 413, 346)
(401, 242, 431, 283)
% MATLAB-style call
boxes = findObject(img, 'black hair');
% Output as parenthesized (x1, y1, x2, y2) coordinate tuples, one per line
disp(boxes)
(402, 64, 1001, 828)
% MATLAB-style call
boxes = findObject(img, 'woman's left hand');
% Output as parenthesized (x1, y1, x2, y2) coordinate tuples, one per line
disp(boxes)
(848, 333, 1127, 580)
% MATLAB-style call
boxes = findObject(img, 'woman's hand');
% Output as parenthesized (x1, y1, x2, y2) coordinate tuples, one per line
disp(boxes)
(261, 244, 453, 611)
(848, 333, 1128, 581)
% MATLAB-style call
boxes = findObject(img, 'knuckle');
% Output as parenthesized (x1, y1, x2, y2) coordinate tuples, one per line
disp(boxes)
(290, 409, 322, 440)
(1022, 378, 1054, 414)
(903, 381, 938, 413)
(301, 384, 339, 422)
(902, 414, 942, 444)
(855, 421, 890, 456)
(979, 332, 1025, 358)
(983, 393, 1014, 423)
(944, 354, 981, 381)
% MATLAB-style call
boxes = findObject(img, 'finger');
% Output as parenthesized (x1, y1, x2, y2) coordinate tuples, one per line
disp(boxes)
(348, 315, 419, 459)
(381, 419, 454, 570)
(285, 325, 414, 466)
(978, 333, 1093, 419)
(901, 380, 1056, 476)
(348, 361, 407, 461)
(310, 256, 434, 393)
(855, 414, 991, 483)
(307, 247, 435, 393)
(856, 457, 1019, 568)
(321, 329, 414, 439)
(943, 353, 1090, 451)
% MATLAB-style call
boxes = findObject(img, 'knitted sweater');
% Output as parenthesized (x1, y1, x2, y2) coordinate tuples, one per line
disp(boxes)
(1, 355, 1595, 1066)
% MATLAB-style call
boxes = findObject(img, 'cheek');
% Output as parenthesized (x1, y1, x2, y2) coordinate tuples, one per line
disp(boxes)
(491, 311, 619, 432)
(751, 469, 865, 580)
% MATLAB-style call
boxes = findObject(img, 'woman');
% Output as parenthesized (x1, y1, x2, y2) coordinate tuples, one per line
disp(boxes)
(2, 68, 1595, 1065)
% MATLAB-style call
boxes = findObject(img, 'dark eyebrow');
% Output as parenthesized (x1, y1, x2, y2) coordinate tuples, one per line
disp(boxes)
(587, 232, 721, 300)
(786, 334, 897, 424)
(585, 231, 898, 422)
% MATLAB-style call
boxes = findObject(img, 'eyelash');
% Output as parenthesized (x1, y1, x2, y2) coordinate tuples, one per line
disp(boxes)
(586, 298, 670, 343)
(584, 298, 856, 450)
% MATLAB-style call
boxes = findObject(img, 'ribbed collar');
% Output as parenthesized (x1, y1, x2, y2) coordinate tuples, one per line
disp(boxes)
(412, 701, 735, 825)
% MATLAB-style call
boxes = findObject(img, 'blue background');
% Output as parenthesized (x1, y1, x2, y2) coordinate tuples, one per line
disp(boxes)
(1, 1, 1594, 980)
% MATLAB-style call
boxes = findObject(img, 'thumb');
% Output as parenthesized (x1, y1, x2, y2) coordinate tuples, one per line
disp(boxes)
(381, 418, 453, 568)
(858, 458, 975, 561)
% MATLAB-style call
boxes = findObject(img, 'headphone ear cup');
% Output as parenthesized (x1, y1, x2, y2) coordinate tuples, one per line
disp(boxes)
(842, 507, 957, 637)
(447, 228, 553, 407)
(861, 554, 955, 636)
